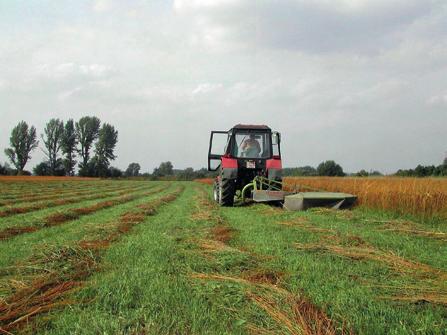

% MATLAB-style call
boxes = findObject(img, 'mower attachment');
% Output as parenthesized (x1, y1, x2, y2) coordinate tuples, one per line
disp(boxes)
(283, 192, 357, 211)
(242, 176, 357, 211)
(252, 189, 287, 202)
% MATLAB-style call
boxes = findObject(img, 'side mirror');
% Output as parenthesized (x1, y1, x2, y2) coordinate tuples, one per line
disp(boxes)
(272, 132, 281, 145)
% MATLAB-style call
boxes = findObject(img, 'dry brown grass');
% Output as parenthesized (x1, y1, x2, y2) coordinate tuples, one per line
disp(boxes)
(295, 243, 446, 279)
(0, 185, 145, 218)
(0, 246, 99, 332)
(191, 273, 345, 335)
(0, 185, 123, 205)
(277, 218, 335, 235)
(0, 227, 39, 240)
(44, 212, 79, 226)
(284, 177, 447, 219)
(248, 293, 342, 335)
(0, 176, 97, 182)
(0, 205, 44, 217)
(242, 269, 284, 286)
(295, 240, 447, 306)
(376, 220, 447, 241)
(210, 226, 235, 244)
(46, 188, 165, 223)
(194, 178, 214, 185)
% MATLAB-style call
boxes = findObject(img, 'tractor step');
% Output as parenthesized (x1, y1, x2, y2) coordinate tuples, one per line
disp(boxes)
(283, 192, 357, 211)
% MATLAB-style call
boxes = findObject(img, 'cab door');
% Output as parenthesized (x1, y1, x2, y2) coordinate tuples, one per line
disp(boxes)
(208, 131, 229, 171)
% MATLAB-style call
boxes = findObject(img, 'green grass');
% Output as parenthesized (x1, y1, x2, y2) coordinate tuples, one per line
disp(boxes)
(0, 181, 446, 334)
(224, 204, 446, 334)
(0, 184, 172, 271)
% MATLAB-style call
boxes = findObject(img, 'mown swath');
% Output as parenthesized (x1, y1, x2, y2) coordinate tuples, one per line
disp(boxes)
(0, 183, 137, 206)
(0, 184, 149, 218)
(0, 187, 184, 332)
(0, 186, 168, 240)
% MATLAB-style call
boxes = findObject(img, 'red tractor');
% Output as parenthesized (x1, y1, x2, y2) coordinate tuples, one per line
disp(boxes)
(208, 124, 282, 206)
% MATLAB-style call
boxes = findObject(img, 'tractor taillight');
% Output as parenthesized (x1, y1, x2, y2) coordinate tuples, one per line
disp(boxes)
(266, 158, 282, 169)
(222, 156, 238, 168)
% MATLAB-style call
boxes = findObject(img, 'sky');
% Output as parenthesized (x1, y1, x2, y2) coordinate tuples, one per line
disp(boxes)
(0, 0, 446, 174)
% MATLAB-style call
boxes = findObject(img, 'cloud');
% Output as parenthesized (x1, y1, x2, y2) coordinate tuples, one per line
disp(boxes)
(427, 93, 447, 106)
(192, 83, 223, 95)
(93, 0, 113, 12)
(58, 87, 83, 101)
(34, 63, 113, 80)
(174, 0, 440, 54)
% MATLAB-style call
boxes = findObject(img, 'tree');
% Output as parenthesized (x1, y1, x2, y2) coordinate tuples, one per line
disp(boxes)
(283, 166, 317, 177)
(61, 119, 78, 176)
(356, 169, 369, 177)
(317, 160, 345, 177)
(33, 161, 51, 176)
(153, 161, 173, 177)
(125, 163, 141, 177)
(0, 163, 7, 175)
(94, 123, 118, 177)
(4, 121, 39, 175)
(177, 167, 195, 180)
(109, 166, 123, 178)
(41, 118, 64, 175)
(76, 116, 101, 173)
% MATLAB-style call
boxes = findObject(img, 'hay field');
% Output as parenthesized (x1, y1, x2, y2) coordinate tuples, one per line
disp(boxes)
(0, 179, 445, 334)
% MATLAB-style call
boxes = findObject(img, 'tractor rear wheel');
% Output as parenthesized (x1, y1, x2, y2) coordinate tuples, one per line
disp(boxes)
(219, 177, 235, 206)
(213, 180, 220, 204)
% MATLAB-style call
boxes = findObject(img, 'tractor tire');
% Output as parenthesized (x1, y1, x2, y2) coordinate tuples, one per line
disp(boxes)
(219, 178, 235, 206)
(213, 180, 220, 204)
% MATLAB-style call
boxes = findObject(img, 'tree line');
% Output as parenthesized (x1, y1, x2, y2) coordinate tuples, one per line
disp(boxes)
(283, 160, 348, 177)
(1, 117, 118, 177)
(283, 159, 447, 177)
(115, 161, 215, 180)
(395, 161, 447, 177)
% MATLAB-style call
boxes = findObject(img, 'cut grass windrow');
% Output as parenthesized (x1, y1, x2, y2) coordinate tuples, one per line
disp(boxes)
(190, 186, 347, 335)
(0, 186, 169, 241)
(294, 240, 447, 306)
(0, 183, 99, 203)
(0, 184, 149, 218)
(0, 187, 185, 333)
(375, 219, 447, 241)
(269, 211, 447, 307)
(0, 182, 100, 201)
(0, 183, 140, 207)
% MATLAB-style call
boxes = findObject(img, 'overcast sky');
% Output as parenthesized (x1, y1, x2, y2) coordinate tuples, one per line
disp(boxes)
(1, 0, 446, 174)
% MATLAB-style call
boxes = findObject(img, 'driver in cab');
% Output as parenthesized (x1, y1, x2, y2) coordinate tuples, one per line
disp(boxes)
(241, 134, 261, 157)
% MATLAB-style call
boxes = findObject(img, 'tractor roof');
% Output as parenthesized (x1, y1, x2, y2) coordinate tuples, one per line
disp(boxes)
(232, 124, 271, 130)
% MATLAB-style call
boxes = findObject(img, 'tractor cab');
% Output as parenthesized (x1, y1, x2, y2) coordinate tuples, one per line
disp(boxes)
(208, 124, 282, 206)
